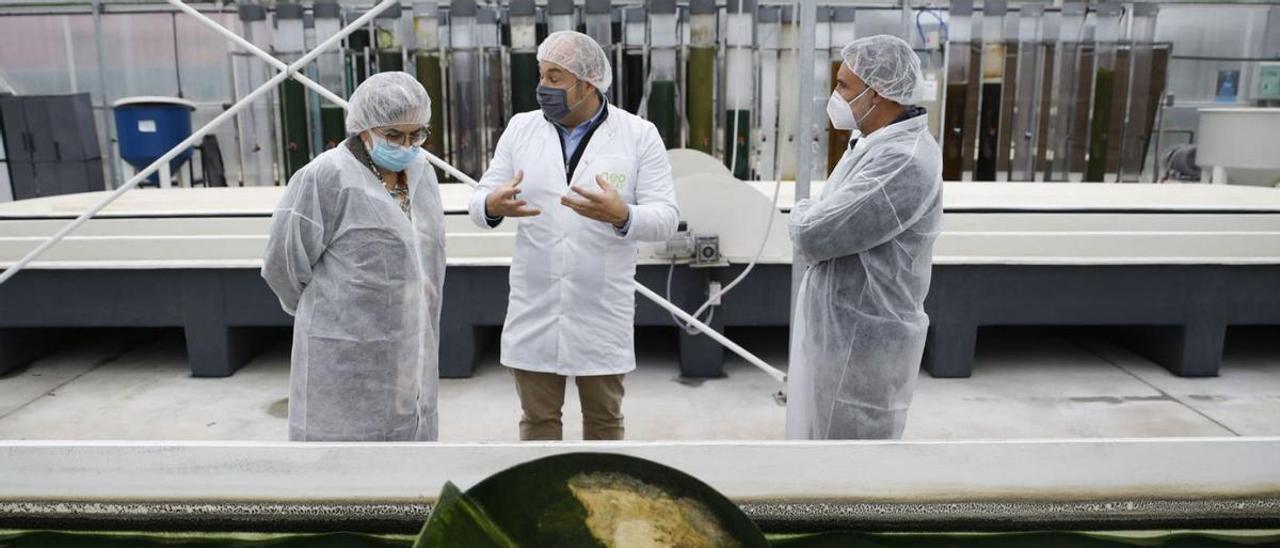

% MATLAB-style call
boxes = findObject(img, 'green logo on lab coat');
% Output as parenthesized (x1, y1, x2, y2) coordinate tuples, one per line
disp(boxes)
(599, 171, 627, 190)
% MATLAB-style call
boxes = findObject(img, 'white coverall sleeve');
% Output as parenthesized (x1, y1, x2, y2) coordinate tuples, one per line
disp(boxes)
(789, 149, 937, 264)
(619, 123, 680, 243)
(468, 120, 518, 229)
(262, 168, 329, 316)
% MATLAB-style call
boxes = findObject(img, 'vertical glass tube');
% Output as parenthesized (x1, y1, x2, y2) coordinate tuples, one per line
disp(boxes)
(478, 7, 504, 163)
(508, 0, 539, 115)
(1046, 1, 1085, 181)
(448, 0, 483, 178)
(413, 2, 446, 159)
(302, 4, 322, 156)
(754, 6, 781, 180)
(686, 0, 716, 155)
(1103, 7, 1132, 180)
(647, 0, 679, 149)
(1086, 2, 1122, 183)
(1148, 45, 1171, 175)
(621, 6, 647, 114)
(344, 15, 372, 90)
(315, 1, 346, 150)
(974, 0, 1006, 181)
(827, 7, 855, 176)
(915, 7, 946, 141)
(234, 2, 274, 186)
(960, 18, 983, 179)
(274, 3, 310, 180)
(723, 0, 754, 179)
(805, 7, 830, 183)
(374, 3, 406, 74)
(547, 0, 575, 35)
(942, 0, 973, 181)
(1068, 25, 1095, 182)
(996, 7, 1019, 180)
(611, 7, 624, 99)
(584, 0, 615, 104)
(1010, 5, 1044, 182)
(776, 6, 798, 180)
(1033, 8, 1060, 180)
(1119, 3, 1158, 182)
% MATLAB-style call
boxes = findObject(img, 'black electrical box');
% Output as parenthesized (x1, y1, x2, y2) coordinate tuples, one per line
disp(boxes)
(0, 93, 104, 200)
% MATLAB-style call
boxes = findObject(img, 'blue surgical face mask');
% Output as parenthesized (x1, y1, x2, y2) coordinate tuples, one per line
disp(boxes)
(369, 133, 420, 172)
(537, 80, 589, 122)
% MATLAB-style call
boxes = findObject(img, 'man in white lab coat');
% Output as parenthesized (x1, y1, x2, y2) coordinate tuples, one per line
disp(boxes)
(468, 31, 679, 440)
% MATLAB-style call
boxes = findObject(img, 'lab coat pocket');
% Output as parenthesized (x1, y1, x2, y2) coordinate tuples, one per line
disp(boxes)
(585, 154, 638, 204)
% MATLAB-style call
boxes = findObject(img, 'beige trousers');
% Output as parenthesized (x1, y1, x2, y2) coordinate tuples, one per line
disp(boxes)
(511, 368, 625, 441)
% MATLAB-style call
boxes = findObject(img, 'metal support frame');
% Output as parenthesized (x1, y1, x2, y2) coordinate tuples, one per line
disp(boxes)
(0, 0, 785, 384)
(790, 1, 817, 320)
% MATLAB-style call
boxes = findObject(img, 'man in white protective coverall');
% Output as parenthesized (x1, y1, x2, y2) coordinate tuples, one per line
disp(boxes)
(786, 35, 944, 440)
(468, 31, 679, 441)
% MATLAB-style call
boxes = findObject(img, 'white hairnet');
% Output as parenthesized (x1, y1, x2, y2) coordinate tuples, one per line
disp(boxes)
(537, 30, 612, 93)
(840, 35, 924, 105)
(345, 71, 431, 134)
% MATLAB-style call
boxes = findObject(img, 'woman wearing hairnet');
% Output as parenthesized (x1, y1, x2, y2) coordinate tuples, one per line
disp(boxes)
(262, 72, 446, 441)
(786, 35, 944, 440)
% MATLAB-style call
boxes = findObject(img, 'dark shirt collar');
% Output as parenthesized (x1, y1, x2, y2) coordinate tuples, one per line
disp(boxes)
(848, 105, 928, 150)
(892, 105, 928, 125)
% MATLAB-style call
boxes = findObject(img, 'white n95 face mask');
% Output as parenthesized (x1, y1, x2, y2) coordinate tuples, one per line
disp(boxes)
(826, 91, 857, 131)
(826, 87, 875, 132)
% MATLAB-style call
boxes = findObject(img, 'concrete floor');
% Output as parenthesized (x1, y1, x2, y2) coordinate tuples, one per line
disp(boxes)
(0, 326, 1277, 441)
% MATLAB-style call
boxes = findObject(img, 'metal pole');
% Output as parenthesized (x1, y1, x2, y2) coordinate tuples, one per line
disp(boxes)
(790, 0, 817, 319)
(900, 0, 913, 44)
(0, 0, 400, 286)
(92, 0, 121, 189)
(164, 0, 348, 108)
(636, 284, 785, 382)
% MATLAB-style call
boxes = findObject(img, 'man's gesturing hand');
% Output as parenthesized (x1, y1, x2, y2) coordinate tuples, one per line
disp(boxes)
(485, 170, 541, 218)
(561, 174, 630, 227)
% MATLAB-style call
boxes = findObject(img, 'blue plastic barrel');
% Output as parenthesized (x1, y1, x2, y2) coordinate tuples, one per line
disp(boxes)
(112, 97, 197, 184)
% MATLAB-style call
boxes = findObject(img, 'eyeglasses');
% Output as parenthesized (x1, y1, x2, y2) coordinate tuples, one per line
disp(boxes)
(375, 127, 429, 147)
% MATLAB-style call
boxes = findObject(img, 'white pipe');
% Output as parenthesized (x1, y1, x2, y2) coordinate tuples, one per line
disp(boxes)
(163, 0, 347, 109)
(422, 150, 475, 185)
(0, 0, 400, 287)
(635, 284, 786, 383)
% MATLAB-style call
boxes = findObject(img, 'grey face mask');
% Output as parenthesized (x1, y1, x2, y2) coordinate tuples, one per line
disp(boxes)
(537, 81, 588, 122)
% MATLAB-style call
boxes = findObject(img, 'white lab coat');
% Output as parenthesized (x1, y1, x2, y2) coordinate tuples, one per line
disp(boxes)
(468, 106, 680, 376)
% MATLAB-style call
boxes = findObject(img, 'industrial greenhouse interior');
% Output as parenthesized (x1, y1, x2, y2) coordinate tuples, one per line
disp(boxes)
(0, 0, 1278, 546)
